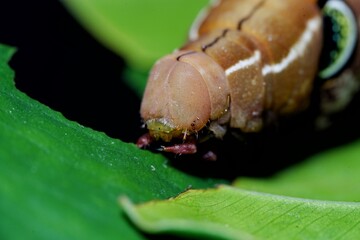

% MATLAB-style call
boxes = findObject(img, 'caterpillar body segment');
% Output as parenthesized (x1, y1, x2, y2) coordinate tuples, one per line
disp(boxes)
(138, 0, 359, 155)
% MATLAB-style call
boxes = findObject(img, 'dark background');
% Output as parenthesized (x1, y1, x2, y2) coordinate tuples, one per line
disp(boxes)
(1, 0, 359, 179)
(0, 0, 142, 143)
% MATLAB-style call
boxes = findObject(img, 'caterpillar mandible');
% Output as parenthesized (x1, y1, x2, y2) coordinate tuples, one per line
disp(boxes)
(137, 0, 360, 157)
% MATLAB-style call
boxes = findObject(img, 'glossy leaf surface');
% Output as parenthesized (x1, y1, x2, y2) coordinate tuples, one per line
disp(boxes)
(0, 44, 221, 240)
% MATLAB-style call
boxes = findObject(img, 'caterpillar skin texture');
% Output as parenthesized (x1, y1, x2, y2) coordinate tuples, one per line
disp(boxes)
(138, 0, 359, 154)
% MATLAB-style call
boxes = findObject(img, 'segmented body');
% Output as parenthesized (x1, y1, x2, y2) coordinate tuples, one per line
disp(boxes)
(138, 0, 360, 154)
(182, 0, 322, 132)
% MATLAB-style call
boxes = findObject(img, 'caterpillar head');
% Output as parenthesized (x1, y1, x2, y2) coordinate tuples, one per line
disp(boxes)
(140, 50, 229, 143)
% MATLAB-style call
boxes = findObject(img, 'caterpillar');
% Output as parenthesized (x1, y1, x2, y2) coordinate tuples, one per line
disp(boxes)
(137, 0, 360, 157)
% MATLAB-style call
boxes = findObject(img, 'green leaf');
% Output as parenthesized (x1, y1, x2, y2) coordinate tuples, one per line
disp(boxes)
(121, 138, 360, 239)
(234, 140, 360, 201)
(0, 44, 223, 239)
(120, 185, 360, 240)
(63, 0, 208, 71)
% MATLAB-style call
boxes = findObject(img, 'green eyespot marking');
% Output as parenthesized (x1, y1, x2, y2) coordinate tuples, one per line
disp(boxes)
(319, 0, 358, 79)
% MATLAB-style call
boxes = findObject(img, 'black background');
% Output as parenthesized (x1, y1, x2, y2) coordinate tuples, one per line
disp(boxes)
(0, 0, 142, 143)
(1, 0, 359, 179)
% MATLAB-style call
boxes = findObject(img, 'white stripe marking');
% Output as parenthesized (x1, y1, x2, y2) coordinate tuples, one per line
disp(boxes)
(225, 50, 261, 76)
(224, 16, 321, 77)
(262, 16, 321, 75)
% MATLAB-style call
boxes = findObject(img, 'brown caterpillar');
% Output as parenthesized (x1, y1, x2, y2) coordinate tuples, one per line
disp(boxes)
(137, 0, 360, 156)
